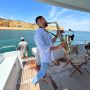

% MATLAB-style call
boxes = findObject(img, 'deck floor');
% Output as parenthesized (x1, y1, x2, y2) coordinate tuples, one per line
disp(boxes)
(19, 59, 90, 90)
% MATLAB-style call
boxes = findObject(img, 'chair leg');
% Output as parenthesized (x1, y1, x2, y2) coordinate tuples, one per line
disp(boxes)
(69, 63, 83, 77)
(63, 55, 71, 68)
(63, 62, 69, 68)
(69, 68, 83, 77)
(73, 64, 83, 74)
(63, 60, 71, 68)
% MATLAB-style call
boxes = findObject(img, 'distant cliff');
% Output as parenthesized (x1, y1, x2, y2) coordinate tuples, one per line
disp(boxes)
(0, 18, 64, 30)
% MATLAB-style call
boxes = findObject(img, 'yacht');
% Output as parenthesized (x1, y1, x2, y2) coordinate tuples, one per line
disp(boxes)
(0, 0, 90, 90)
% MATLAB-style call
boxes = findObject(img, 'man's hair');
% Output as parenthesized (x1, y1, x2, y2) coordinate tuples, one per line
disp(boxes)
(35, 16, 43, 24)
(21, 39, 24, 41)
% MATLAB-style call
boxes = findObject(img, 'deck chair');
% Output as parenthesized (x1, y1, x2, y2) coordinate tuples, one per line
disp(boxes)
(63, 45, 89, 77)
(79, 44, 90, 64)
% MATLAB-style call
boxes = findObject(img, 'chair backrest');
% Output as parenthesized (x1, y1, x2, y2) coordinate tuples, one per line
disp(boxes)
(69, 45, 78, 55)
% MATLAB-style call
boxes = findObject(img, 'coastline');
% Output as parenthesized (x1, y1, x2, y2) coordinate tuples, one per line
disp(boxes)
(0, 26, 64, 30)
(0, 27, 36, 30)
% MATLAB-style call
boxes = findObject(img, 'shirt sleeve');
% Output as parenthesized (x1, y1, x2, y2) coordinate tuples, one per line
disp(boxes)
(34, 31, 50, 52)
(18, 43, 20, 50)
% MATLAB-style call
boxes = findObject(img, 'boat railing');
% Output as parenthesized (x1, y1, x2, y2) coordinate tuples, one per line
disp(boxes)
(55, 40, 90, 54)
(56, 40, 90, 45)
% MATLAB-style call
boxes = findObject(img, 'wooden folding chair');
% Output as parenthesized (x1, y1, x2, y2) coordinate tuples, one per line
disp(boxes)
(63, 45, 89, 77)
(68, 56, 86, 77)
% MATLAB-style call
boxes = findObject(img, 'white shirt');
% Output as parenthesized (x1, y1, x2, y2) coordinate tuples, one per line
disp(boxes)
(18, 41, 28, 52)
(34, 28, 53, 63)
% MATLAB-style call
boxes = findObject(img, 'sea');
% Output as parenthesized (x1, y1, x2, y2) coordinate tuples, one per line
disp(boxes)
(0, 30, 90, 56)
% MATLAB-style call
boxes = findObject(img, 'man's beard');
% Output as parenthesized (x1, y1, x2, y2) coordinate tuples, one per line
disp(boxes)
(44, 22, 48, 27)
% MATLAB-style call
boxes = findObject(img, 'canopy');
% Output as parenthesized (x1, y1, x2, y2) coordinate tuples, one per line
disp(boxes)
(36, 0, 90, 13)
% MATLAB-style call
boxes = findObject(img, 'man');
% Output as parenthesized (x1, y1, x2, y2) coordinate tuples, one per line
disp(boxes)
(17, 37, 28, 59)
(32, 16, 63, 86)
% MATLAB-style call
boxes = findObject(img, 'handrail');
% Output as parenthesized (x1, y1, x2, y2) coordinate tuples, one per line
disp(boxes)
(56, 40, 90, 44)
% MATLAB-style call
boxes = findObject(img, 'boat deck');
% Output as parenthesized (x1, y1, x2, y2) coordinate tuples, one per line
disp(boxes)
(19, 58, 90, 90)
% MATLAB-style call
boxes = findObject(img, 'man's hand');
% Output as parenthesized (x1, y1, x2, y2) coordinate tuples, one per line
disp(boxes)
(56, 30, 61, 36)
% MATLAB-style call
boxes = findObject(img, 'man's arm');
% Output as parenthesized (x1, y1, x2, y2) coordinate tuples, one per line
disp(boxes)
(52, 36, 58, 43)
(27, 46, 28, 51)
(17, 42, 21, 50)
(17, 46, 20, 50)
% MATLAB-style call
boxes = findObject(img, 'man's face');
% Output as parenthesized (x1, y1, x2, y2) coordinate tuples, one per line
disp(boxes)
(37, 17, 48, 28)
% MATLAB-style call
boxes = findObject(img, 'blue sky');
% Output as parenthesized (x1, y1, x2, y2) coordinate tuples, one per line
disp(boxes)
(0, 0, 90, 31)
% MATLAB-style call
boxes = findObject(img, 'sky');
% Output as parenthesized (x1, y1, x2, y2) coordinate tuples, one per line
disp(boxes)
(0, 0, 90, 31)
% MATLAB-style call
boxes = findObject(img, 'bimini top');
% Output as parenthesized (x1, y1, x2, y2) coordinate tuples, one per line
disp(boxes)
(36, 0, 90, 13)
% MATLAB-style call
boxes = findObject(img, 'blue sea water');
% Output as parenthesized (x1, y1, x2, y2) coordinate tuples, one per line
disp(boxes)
(0, 30, 36, 56)
(0, 30, 90, 56)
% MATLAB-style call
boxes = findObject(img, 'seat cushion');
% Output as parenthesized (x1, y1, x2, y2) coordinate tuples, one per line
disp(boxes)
(71, 55, 86, 65)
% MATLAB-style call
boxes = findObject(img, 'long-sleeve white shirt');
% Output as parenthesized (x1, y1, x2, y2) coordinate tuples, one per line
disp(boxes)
(34, 28, 53, 63)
